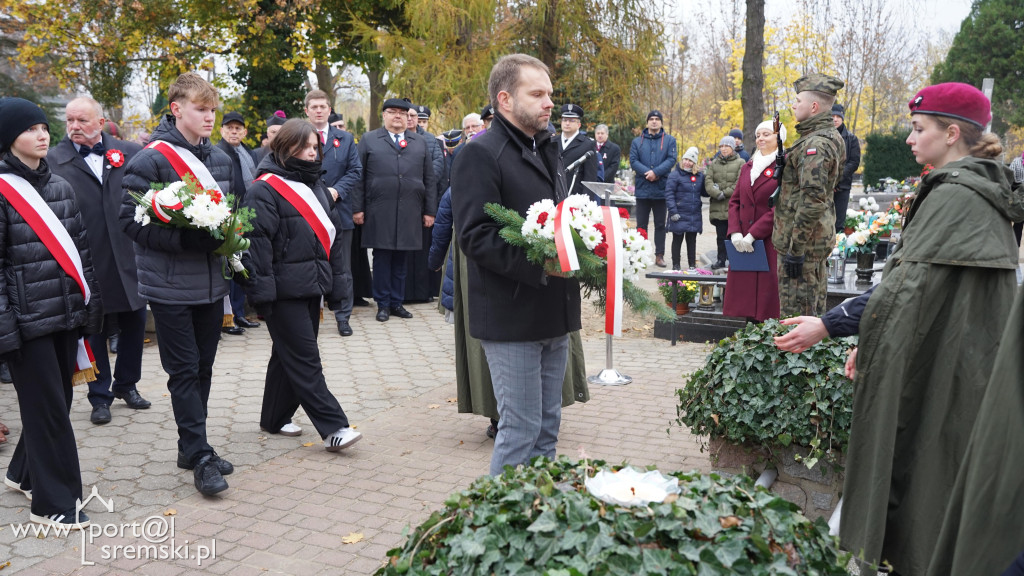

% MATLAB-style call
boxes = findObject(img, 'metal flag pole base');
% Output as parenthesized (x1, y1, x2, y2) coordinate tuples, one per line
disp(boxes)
(588, 334, 631, 386)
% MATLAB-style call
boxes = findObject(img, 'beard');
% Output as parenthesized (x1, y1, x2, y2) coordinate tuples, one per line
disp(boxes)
(511, 99, 548, 135)
(69, 127, 102, 143)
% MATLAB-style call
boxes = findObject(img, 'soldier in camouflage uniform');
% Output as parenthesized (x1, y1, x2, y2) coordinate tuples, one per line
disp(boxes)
(772, 73, 847, 317)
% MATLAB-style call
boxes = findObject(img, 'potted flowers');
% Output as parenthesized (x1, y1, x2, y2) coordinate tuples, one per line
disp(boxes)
(657, 278, 699, 315)
(845, 211, 895, 283)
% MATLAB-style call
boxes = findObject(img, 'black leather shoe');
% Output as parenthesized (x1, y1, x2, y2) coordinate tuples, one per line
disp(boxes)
(221, 326, 245, 335)
(0, 362, 11, 384)
(108, 334, 119, 355)
(376, 308, 390, 322)
(177, 451, 234, 475)
(390, 305, 414, 319)
(114, 389, 151, 409)
(353, 298, 370, 307)
(90, 404, 111, 425)
(337, 321, 353, 336)
(193, 455, 229, 496)
(234, 316, 260, 329)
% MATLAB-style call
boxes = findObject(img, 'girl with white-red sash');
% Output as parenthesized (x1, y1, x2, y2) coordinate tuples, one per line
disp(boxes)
(0, 98, 102, 529)
(241, 119, 362, 452)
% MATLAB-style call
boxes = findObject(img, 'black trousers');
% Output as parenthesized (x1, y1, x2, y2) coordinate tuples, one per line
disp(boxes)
(150, 301, 222, 465)
(261, 297, 349, 438)
(351, 225, 373, 299)
(710, 218, 729, 263)
(834, 188, 851, 232)
(7, 330, 82, 516)
(331, 228, 354, 322)
(371, 249, 408, 310)
(634, 198, 667, 256)
(228, 280, 246, 319)
(87, 307, 146, 407)
(671, 231, 699, 269)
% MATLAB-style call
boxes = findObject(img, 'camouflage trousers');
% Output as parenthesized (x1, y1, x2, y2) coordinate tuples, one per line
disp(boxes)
(778, 255, 828, 318)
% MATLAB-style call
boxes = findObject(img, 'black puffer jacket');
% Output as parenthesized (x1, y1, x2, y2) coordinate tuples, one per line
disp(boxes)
(119, 115, 233, 305)
(241, 154, 346, 307)
(0, 154, 102, 355)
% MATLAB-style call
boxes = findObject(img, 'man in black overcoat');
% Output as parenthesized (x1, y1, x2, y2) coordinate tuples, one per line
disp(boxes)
(49, 97, 151, 425)
(595, 124, 621, 184)
(557, 103, 600, 202)
(352, 98, 436, 322)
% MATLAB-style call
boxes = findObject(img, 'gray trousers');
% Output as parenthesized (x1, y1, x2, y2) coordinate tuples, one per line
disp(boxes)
(332, 228, 355, 323)
(480, 335, 570, 476)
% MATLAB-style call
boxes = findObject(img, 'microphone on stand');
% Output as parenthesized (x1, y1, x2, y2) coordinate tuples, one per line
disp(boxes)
(565, 150, 595, 172)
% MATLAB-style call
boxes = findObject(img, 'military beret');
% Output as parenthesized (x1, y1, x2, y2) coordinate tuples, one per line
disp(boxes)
(416, 105, 431, 119)
(560, 103, 583, 119)
(908, 82, 990, 129)
(480, 105, 494, 120)
(382, 98, 412, 112)
(328, 112, 343, 124)
(793, 73, 844, 96)
(221, 111, 245, 126)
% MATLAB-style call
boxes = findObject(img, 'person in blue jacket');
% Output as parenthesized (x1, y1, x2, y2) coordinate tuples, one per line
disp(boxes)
(629, 110, 677, 267)
(665, 146, 704, 270)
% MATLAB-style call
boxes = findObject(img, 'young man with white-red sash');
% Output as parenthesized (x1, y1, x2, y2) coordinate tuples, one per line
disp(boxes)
(119, 73, 236, 496)
(0, 97, 103, 528)
(241, 119, 362, 452)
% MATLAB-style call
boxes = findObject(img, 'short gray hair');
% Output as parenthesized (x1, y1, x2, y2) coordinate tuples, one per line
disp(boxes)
(67, 97, 103, 118)
(462, 113, 481, 129)
(595, 124, 609, 133)
(487, 54, 549, 109)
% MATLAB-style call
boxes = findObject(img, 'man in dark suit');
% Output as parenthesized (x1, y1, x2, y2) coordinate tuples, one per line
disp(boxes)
(352, 98, 436, 322)
(49, 97, 151, 425)
(214, 111, 259, 334)
(557, 103, 600, 202)
(304, 90, 363, 336)
(595, 124, 621, 184)
(451, 54, 582, 475)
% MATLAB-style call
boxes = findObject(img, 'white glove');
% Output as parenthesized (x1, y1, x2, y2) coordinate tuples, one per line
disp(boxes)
(730, 233, 743, 249)
(740, 233, 755, 253)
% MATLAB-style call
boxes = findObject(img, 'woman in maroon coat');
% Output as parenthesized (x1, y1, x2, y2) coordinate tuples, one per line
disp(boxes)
(722, 120, 786, 321)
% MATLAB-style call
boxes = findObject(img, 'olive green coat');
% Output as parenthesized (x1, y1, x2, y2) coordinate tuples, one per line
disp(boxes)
(926, 282, 1024, 575)
(771, 111, 844, 260)
(704, 152, 744, 221)
(446, 237, 589, 421)
(841, 157, 1024, 575)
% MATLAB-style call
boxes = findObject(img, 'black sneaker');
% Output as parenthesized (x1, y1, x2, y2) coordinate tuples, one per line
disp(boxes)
(177, 451, 234, 475)
(30, 508, 90, 530)
(193, 455, 229, 496)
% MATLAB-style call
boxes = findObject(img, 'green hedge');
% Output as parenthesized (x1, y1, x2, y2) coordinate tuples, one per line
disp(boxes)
(377, 457, 848, 575)
(862, 131, 922, 187)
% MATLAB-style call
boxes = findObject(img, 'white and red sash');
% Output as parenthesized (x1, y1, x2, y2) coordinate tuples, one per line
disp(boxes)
(0, 173, 97, 382)
(258, 174, 336, 259)
(145, 140, 224, 193)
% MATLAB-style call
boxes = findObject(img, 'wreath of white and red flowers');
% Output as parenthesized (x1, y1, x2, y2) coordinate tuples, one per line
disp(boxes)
(105, 149, 125, 168)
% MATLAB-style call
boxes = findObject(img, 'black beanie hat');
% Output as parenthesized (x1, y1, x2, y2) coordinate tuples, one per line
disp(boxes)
(0, 97, 49, 152)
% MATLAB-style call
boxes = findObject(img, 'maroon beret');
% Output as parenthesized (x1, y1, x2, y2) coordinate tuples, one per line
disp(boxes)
(908, 82, 991, 128)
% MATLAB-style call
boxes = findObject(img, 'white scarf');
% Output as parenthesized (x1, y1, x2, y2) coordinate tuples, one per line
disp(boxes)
(749, 149, 778, 186)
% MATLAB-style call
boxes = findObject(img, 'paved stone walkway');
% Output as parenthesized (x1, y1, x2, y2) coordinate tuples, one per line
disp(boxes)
(0, 252, 719, 574)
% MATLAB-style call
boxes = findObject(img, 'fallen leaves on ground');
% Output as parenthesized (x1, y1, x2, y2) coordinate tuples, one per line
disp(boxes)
(303, 442, 316, 447)
(428, 404, 440, 409)
(341, 532, 364, 544)
(164, 509, 177, 516)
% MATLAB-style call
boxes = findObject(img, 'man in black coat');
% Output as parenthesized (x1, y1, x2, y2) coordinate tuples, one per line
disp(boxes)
(352, 98, 436, 322)
(595, 124, 621, 184)
(451, 54, 582, 476)
(832, 103, 861, 232)
(557, 103, 600, 202)
(405, 104, 445, 303)
(49, 96, 151, 426)
(215, 111, 259, 334)
(304, 90, 363, 336)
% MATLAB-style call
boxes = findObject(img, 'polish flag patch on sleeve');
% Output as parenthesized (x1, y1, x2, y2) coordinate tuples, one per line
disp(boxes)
(806, 148, 817, 155)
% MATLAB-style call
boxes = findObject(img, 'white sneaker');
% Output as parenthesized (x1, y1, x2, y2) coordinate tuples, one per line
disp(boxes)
(324, 427, 362, 452)
(4, 476, 31, 501)
(279, 423, 302, 437)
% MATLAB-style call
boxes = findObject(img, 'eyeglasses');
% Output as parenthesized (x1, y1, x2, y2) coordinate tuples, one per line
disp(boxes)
(383, 109, 406, 116)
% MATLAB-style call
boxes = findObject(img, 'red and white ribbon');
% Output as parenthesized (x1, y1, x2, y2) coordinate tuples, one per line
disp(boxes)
(601, 206, 624, 336)
(151, 191, 184, 223)
(0, 174, 90, 304)
(145, 140, 224, 193)
(75, 339, 95, 372)
(258, 174, 337, 259)
(553, 200, 579, 273)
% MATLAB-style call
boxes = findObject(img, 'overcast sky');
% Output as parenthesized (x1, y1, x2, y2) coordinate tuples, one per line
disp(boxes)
(762, 0, 973, 33)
